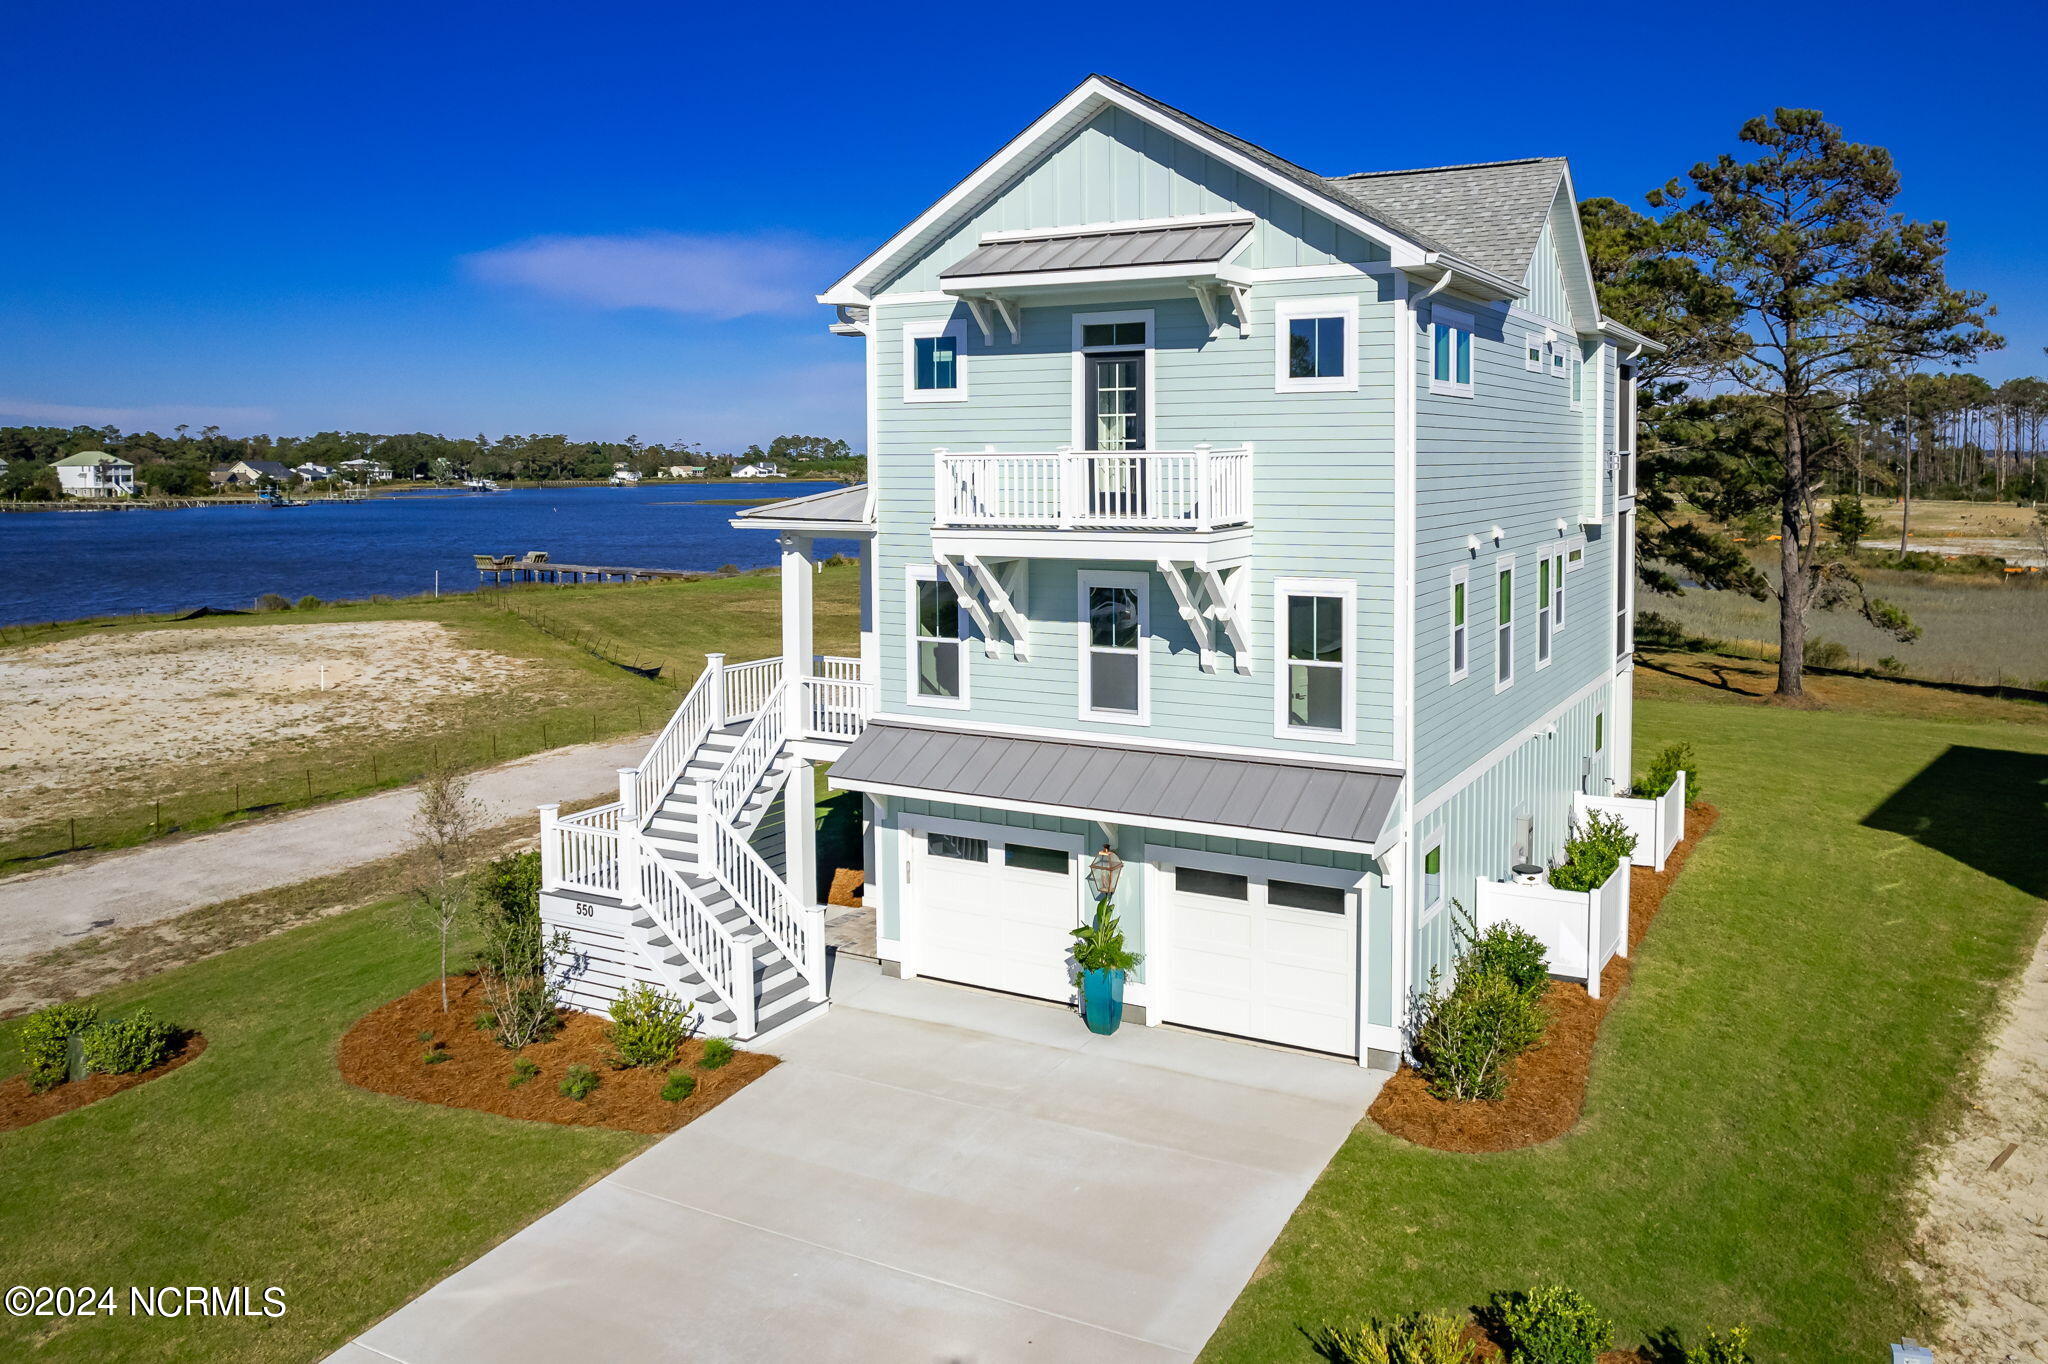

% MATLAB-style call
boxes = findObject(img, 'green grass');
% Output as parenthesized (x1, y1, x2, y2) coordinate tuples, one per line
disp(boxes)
(1204, 692, 2048, 1363)
(0, 567, 860, 874)
(0, 899, 648, 1362)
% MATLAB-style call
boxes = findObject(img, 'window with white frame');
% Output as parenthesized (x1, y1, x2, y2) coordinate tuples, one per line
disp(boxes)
(1550, 340, 1569, 380)
(1570, 354, 1584, 410)
(1615, 362, 1638, 497)
(1447, 566, 1469, 683)
(907, 567, 967, 705)
(1524, 333, 1545, 372)
(1564, 534, 1586, 572)
(903, 321, 967, 403)
(1594, 711, 1605, 752)
(1537, 556, 1554, 667)
(1079, 572, 1148, 723)
(1274, 296, 1358, 393)
(1429, 307, 1474, 397)
(1615, 510, 1634, 660)
(1423, 845, 1443, 915)
(1494, 557, 1515, 692)
(1276, 579, 1353, 740)
(1552, 547, 1568, 631)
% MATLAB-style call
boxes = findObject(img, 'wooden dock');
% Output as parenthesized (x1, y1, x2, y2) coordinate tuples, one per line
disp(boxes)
(475, 553, 693, 586)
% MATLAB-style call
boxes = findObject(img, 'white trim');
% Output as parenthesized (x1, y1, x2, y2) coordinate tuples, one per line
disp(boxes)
(977, 210, 1253, 243)
(1569, 352, 1585, 410)
(1420, 842, 1445, 920)
(1077, 569, 1151, 726)
(1159, 841, 1366, 886)
(1615, 507, 1635, 662)
(944, 260, 1253, 295)
(1427, 305, 1475, 398)
(1273, 576, 1356, 744)
(858, 710, 1407, 773)
(902, 319, 967, 403)
(1070, 309, 1155, 451)
(1446, 565, 1470, 685)
(904, 563, 971, 710)
(1522, 331, 1545, 373)
(1535, 553, 1555, 670)
(1411, 668, 1614, 822)
(1272, 295, 1361, 393)
(1563, 533, 1587, 572)
(1242, 261, 1395, 283)
(1551, 547, 1569, 634)
(1492, 554, 1516, 694)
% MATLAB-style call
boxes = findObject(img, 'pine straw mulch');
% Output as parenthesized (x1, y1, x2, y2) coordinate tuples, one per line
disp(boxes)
(1369, 804, 1721, 1153)
(336, 974, 776, 1135)
(0, 1032, 209, 1132)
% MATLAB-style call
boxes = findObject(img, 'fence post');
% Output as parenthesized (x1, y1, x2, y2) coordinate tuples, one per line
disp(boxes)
(538, 804, 562, 889)
(704, 652, 727, 728)
(1585, 887, 1602, 1000)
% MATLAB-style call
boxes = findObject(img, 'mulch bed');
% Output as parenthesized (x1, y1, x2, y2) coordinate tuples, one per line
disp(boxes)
(336, 974, 777, 1134)
(1369, 804, 1721, 1153)
(0, 1032, 209, 1132)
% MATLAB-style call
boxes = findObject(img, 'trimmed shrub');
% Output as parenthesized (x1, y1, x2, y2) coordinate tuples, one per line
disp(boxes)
(1638, 742, 1701, 806)
(17, 1002, 99, 1092)
(605, 983, 693, 1068)
(698, 1036, 735, 1070)
(1805, 636, 1850, 669)
(558, 1064, 600, 1101)
(1683, 1327, 1755, 1364)
(1491, 1286, 1613, 1364)
(1548, 812, 1637, 892)
(294, 594, 323, 610)
(1412, 971, 1546, 1101)
(254, 592, 293, 612)
(80, 1009, 178, 1076)
(1460, 922, 1550, 998)
(508, 1058, 540, 1088)
(661, 1071, 697, 1103)
(1319, 1311, 1477, 1363)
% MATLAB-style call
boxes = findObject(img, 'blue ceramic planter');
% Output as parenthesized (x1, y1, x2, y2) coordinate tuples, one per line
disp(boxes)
(1080, 968, 1126, 1035)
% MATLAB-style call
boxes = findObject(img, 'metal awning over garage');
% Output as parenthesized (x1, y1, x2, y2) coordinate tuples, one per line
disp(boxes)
(830, 721, 1401, 854)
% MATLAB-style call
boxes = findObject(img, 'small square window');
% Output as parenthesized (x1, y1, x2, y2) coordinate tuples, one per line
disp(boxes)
(1081, 321, 1146, 348)
(1525, 334, 1545, 372)
(914, 335, 957, 391)
(1287, 315, 1346, 379)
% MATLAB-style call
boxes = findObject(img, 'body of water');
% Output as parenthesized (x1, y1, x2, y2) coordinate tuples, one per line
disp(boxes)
(0, 483, 858, 625)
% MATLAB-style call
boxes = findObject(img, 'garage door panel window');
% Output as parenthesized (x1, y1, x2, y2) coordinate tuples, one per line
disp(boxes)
(1267, 879, 1347, 914)
(927, 832, 987, 862)
(1176, 866, 1249, 900)
(1003, 843, 1071, 876)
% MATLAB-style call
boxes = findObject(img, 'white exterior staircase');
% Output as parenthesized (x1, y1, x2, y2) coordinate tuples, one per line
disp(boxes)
(539, 654, 873, 1040)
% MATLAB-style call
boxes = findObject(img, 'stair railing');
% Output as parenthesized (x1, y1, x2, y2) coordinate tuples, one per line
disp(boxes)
(637, 847, 757, 1037)
(629, 654, 725, 831)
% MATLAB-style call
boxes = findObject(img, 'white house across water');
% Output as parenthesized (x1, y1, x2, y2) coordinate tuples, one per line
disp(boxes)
(537, 75, 1657, 1064)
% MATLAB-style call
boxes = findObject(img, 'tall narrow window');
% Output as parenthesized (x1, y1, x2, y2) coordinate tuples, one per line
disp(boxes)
(1277, 580, 1352, 739)
(1615, 362, 1637, 496)
(1448, 568, 1469, 683)
(1615, 510, 1634, 660)
(1570, 355, 1584, 410)
(1275, 297, 1358, 392)
(1594, 712, 1605, 751)
(1495, 559, 1515, 692)
(1430, 309, 1474, 397)
(903, 322, 967, 403)
(1424, 845, 1443, 913)
(1553, 550, 1568, 630)
(1537, 557, 1553, 667)
(911, 573, 965, 703)
(1080, 575, 1146, 722)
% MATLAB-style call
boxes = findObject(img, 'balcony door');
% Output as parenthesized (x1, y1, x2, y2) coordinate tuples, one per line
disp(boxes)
(1084, 350, 1146, 518)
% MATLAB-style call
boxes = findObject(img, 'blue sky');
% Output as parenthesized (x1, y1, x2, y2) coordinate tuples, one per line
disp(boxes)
(4, 1, 2041, 449)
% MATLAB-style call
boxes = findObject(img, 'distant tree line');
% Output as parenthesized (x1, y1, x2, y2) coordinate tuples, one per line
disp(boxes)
(0, 425, 863, 499)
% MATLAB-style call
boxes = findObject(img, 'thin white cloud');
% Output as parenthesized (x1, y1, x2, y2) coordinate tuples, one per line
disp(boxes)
(463, 231, 842, 320)
(0, 398, 277, 430)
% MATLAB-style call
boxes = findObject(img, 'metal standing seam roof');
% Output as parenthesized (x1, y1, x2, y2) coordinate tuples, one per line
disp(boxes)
(734, 483, 874, 527)
(830, 721, 1402, 848)
(940, 220, 1252, 279)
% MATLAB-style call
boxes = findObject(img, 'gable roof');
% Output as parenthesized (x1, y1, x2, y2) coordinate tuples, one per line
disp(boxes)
(1326, 158, 1567, 282)
(54, 451, 128, 467)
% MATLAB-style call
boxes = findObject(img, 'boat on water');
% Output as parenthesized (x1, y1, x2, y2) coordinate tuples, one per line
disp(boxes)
(462, 478, 502, 492)
(257, 489, 310, 508)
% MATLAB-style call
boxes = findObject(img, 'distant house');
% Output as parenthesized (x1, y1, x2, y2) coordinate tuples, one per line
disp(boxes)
(662, 465, 704, 479)
(338, 459, 393, 482)
(293, 462, 333, 482)
(608, 465, 643, 485)
(210, 458, 294, 488)
(54, 452, 136, 498)
(732, 461, 782, 479)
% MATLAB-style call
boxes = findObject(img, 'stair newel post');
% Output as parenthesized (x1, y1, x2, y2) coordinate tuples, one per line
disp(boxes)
(804, 904, 829, 1004)
(703, 652, 726, 728)
(617, 768, 641, 903)
(694, 779, 718, 880)
(538, 804, 561, 890)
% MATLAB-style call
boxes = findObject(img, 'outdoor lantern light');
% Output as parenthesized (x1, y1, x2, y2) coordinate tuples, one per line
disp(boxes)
(1087, 845, 1124, 899)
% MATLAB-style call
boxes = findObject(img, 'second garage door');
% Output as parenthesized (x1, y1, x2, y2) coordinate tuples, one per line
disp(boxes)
(1164, 862, 1359, 1056)
(910, 824, 1082, 1004)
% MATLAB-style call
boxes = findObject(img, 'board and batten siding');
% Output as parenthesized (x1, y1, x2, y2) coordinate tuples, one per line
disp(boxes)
(1409, 290, 1620, 798)
(876, 108, 1388, 296)
(1520, 218, 1576, 329)
(871, 276, 1400, 762)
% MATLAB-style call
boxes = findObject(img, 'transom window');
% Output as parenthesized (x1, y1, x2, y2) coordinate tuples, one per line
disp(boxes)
(1430, 309, 1474, 397)
(1277, 581, 1352, 739)
(1495, 559, 1515, 692)
(1080, 576, 1147, 722)
(910, 572, 966, 704)
(1081, 320, 1146, 348)
(1275, 297, 1358, 392)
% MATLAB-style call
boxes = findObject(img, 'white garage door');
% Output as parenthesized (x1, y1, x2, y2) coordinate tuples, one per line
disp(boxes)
(911, 825, 1081, 1004)
(1165, 863, 1358, 1055)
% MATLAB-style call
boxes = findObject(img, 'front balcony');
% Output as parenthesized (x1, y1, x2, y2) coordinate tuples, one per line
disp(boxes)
(931, 445, 1253, 571)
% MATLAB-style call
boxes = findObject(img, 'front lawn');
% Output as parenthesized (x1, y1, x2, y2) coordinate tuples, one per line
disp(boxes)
(0, 903, 647, 1362)
(1204, 686, 2048, 1362)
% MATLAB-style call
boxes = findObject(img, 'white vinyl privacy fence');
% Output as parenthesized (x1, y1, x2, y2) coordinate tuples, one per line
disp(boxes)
(1574, 771, 1687, 871)
(1474, 859, 1630, 999)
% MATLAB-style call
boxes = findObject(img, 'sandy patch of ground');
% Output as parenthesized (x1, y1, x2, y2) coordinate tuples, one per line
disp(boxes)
(0, 621, 535, 833)
(1906, 916, 2048, 1362)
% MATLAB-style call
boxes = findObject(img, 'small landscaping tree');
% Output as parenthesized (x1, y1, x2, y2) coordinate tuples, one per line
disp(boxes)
(605, 982, 693, 1068)
(1411, 970, 1547, 1102)
(405, 761, 487, 1012)
(473, 851, 567, 1049)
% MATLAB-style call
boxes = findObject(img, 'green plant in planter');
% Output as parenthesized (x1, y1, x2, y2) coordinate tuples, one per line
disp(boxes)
(507, 1058, 540, 1088)
(1069, 900, 1142, 981)
(1547, 812, 1637, 892)
(1459, 921, 1550, 999)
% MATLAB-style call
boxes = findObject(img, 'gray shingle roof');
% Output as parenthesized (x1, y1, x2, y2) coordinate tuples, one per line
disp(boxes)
(942, 220, 1251, 279)
(734, 483, 873, 527)
(1325, 158, 1566, 282)
(831, 720, 1402, 848)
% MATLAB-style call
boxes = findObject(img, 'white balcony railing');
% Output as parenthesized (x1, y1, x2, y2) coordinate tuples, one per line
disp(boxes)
(935, 445, 1252, 532)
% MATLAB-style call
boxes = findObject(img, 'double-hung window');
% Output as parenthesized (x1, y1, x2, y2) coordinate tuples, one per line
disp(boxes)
(1494, 557, 1515, 692)
(1447, 567, 1469, 683)
(1274, 297, 1358, 393)
(1429, 308, 1474, 397)
(908, 568, 967, 706)
(1537, 557, 1554, 667)
(903, 321, 966, 403)
(1276, 579, 1353, 740)
(1079, 572, 1147, 723)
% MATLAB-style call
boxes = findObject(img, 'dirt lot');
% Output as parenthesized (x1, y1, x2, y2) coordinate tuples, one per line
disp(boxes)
(0, 620, 537, 835)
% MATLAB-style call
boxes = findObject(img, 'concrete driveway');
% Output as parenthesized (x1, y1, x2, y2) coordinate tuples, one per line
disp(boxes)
(337, 960, 1386, 1363)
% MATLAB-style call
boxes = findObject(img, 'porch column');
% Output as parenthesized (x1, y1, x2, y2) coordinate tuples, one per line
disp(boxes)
(784, 756, 828, 1002)
(780, 533, 814, 736)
